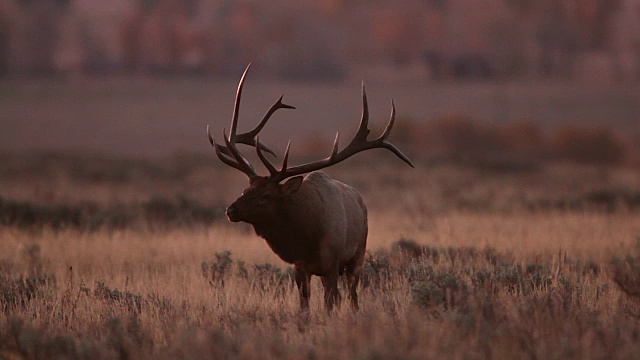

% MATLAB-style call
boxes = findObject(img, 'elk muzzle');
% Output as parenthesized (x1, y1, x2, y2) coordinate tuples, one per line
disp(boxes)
(225, 204, 241, 222)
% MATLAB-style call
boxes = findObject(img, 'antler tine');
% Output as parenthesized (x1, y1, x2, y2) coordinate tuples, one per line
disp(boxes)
(211, 64, 289, 177)
(354, 83, 371, 142)
(209, 124, 235, 158)
(234, 95, 296, 156)
(280, 141, 291, 172)
(212, 71, 412, 182)
(216, 96, 295, 157)
(244, 95, 296, 140)
(380, 99, 396, 140)
(330, 132, 340, 159)
(271, 85, 413, 182)
(207, 124, 215, 146)
(376, 100, 415, 168)
(255, 135, 278, 176)
(210, 64, 258, 176)
(212, 136, 257, 176)
(382, 142, 414, 168)
(221, 128, 257, 178)
(229, 63, 251, 142)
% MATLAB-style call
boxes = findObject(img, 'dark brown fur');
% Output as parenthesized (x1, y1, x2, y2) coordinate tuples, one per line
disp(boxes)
(226, 171, 367, 311)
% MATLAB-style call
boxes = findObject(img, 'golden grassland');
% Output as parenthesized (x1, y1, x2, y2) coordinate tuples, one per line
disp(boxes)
(1, 153, 640, 359)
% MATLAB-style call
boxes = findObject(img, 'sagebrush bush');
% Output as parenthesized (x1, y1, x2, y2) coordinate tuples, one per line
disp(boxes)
(610, 251, 640, 303)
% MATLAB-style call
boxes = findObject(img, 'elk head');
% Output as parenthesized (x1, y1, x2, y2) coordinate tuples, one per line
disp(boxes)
(207, 64, 414, 224)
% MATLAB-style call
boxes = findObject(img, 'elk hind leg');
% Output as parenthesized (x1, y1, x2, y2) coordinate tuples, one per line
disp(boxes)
(344, 243, 366, 310)
(344, 260, 363, 310)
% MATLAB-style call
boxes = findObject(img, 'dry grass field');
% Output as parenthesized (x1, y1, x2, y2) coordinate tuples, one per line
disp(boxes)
(1, 153, 640, 359)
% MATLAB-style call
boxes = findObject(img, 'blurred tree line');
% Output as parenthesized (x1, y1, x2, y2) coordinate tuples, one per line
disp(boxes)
(0, 0, 638, 81)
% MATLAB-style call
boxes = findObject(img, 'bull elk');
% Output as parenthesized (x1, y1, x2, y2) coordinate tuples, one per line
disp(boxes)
(207, 64, 413, 311)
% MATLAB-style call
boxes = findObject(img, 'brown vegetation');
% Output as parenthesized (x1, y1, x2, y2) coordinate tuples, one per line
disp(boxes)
(1, 222, 640, 359)
(551, 125, 628, 165)
(1, 153, 640, 358)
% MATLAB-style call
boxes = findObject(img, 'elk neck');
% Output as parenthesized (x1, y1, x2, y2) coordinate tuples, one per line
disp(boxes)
(250, 186, 324, 264)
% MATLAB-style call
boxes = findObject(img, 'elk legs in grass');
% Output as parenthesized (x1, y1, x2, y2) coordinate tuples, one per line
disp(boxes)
(295, 265, 311, 310)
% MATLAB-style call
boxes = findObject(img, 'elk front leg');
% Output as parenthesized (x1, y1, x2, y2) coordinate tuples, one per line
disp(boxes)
(294, 265, 311, 311)
(321, 265, 341, 312)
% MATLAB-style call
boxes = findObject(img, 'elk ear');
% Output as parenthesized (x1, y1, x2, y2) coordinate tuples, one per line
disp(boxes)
(281, 176, 303, 195)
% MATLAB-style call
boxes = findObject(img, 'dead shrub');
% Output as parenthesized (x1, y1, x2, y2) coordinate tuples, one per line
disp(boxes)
(251, 263, 294, 295)
(411, 270, 467, 310)
(404, 115, 635, 169)
(0, 195, 223, 232)
(584, 188, 640, 211)
(551, 125, 627, 165)
(610, 254, 640, 303)
(201, 251, 234, 287)
(93, 281, 143, 313)
(392, 238, 424, 259)
(360, 250, 393, 288)
(420, 114, 503, 163)
(0, 274, 53, 311)
(141, 195, 223, 229)
(498, 121, 546, 161)
(417, 115, 543, 171)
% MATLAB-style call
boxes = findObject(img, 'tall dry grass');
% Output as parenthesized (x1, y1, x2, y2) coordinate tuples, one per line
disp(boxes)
(2, 210, 640, 359)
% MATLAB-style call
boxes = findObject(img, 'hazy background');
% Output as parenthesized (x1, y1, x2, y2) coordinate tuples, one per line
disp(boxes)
(2, 5, 640, 357)
(1, 0, 639, 158)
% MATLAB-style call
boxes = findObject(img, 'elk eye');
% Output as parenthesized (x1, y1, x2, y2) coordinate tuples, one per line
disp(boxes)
(262, 194, 271, 200)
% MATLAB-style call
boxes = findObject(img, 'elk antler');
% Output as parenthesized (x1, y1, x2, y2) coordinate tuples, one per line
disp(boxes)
(208, 64, 295, 177)
(256, 84, 414, 182)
